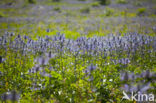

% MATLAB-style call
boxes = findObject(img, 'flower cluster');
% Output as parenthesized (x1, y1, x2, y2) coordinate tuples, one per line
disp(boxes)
(121, 70, 156, 93)
(1, 32, 155, 57)
(0, 32, 155, 102)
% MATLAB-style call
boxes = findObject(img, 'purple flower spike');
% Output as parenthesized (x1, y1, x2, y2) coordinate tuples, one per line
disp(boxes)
(124, 84, 130, 92)
(46, 29, 50, 32)
(88, 63, 96, 71)
(123, 72, 129, 81)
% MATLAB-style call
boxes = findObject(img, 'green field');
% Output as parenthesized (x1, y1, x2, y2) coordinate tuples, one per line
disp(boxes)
(0, 0, 156, 103)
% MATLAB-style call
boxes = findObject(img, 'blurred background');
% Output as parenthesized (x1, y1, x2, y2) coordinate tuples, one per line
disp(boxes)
(0, 0, 155, 38)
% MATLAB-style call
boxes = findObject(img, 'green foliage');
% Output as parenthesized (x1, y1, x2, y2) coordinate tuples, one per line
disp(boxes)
(137, 7, 146, 16)
(103, 7, 114, 16)
(133, 1, 142, 6)
(80, 7, 90, 14)
(0, 11, 6, 18)
(91, 2, 100, 7)
(96, 0, 111, 5)
(0, 50, 34, 95)
(28, 0, 36, 4)
(53, 7, 61, 12)
(116, 0, 127, 4)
